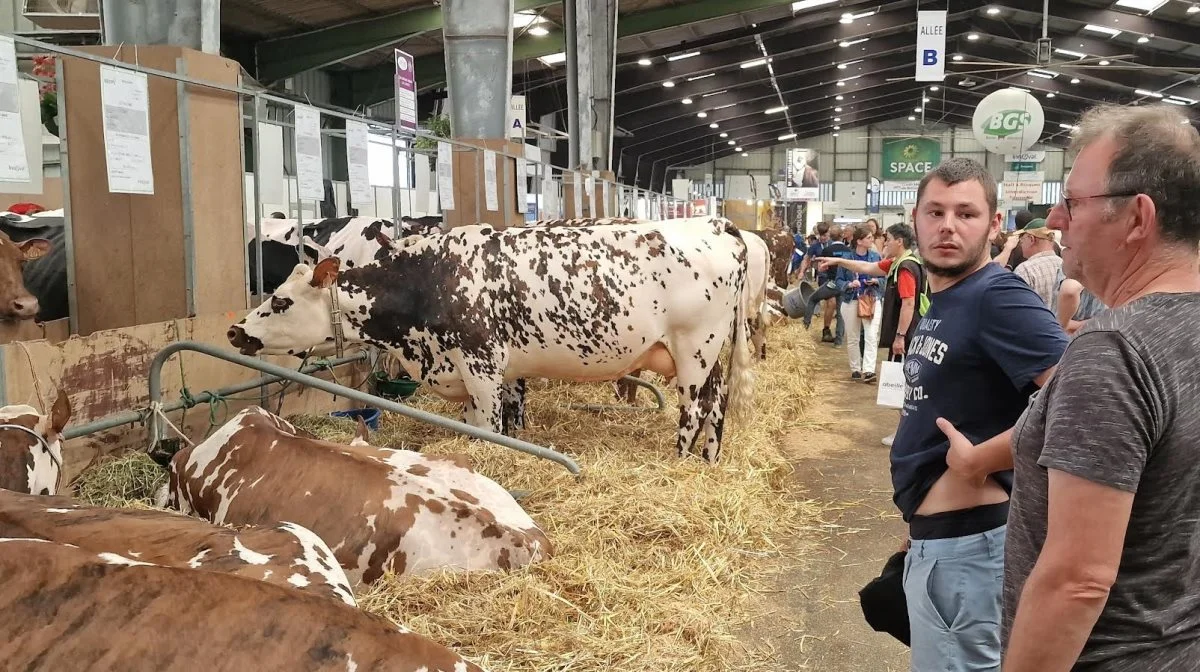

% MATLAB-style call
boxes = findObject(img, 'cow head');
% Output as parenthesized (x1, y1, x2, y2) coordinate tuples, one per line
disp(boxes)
(0, 231, 51, 321)
(0, 390, 71, 495)
(228, 258, 344, 357)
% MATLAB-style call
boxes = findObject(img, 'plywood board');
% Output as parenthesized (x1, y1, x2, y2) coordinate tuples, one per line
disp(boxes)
(0, 317, 69, 345)
(446, 138, 521, 229)
(0, 175, 63, 211)
(1, 311, 370, 482)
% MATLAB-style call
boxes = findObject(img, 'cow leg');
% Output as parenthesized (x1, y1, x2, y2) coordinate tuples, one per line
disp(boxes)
(671, 343, 727, 460)
(699, 362, 728, 464)
(500, 379, 527, 435)
(750, 315, 767, 361)
(613, 369, 640, 404)
(453, 353, 505, 434)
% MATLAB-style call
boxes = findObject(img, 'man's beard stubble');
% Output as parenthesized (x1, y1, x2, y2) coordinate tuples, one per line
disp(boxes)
(922, 234, 992, 279)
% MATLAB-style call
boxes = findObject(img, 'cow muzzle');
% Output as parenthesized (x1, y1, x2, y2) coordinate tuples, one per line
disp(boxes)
(227, 325, 264, 356)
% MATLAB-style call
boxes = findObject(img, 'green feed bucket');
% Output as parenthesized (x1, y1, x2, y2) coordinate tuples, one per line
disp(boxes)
(371, 371, 420, 400)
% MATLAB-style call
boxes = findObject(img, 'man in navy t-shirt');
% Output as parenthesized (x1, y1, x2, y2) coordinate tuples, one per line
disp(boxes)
(891, 158, 1067, 671)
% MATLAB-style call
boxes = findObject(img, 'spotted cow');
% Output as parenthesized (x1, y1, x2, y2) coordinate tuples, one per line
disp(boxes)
(759, 228, 795, 288)
(0, 538, 487, 672)
(0, 488, 357, 605)
(228, 216, 755, 462)
(0, 391, 69, 495)
(162, 406, 551, 585)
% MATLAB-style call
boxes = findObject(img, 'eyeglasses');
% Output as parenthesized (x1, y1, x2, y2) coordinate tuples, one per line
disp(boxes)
(1057, 191, 1139, 219)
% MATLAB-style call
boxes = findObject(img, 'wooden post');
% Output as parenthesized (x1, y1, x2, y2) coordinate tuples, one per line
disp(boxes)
(443, 138, 523, 229)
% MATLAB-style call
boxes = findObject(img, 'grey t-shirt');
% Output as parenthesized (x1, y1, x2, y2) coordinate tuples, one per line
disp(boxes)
(1005, 293, 1200, 669)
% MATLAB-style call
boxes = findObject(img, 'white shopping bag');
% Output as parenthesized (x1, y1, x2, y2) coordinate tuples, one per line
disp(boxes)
(876, 359, 906, 409)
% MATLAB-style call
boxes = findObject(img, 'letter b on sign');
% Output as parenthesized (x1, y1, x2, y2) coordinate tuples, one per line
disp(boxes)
(923, 50, 939, 66)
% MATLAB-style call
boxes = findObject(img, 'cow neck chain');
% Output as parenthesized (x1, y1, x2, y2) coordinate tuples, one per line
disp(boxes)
(0, 423, 62, 491)
(328, 285, 346, 357)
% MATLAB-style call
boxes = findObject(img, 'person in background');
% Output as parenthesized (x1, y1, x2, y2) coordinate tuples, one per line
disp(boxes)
(802, 224, 851, 345)
(834, 225, 883, 381)
(993, 209, 1036, 269)
(866, 218, 885, 253)
(892, 157, 1067, 671)
(1012, 218, 1063, 307)
(1051, 267, 1106, 335)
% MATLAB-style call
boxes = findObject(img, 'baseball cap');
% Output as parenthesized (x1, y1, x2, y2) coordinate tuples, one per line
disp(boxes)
(1020, 218, 1055, 240)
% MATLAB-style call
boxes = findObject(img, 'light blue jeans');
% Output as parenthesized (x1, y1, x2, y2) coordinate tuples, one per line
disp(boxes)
(903, 526, 1006, 672)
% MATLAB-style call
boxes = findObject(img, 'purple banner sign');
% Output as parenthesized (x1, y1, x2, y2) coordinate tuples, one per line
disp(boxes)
(394, 49, 418, 131)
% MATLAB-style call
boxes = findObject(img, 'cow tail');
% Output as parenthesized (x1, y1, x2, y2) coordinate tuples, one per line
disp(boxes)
(723, 222, 756, 420)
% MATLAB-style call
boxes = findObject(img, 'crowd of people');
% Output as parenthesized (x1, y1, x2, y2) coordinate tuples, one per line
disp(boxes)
(785, 101, 1200, 671)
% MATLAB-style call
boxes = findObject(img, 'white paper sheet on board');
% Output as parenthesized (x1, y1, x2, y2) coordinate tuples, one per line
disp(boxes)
(514, 157, 528, 214)
(437, 141, 456, 211)
(345, 120, 372, 209)
(573, 171, 583, 218)
(602, 179, 611, 218)
(99, 64, 154, 194)
(293, 104, 324, 201)
(0, 79, 43, 196)
(483, 149, 499, 212)
(413, 155, 431, 214)
(0, 36, 29, 183)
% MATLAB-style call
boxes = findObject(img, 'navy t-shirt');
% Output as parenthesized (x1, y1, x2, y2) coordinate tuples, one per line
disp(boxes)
(890, 263, 1068, 521)
(816, 241, 851, 283)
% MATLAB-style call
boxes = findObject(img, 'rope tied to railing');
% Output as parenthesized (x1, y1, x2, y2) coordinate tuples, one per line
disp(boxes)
(146, 401, 195, 453)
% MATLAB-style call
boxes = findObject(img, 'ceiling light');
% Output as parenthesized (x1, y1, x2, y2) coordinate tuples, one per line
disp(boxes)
(835, 106, 843, 112)
(720, 132, 729, 137)
(687, 73, 715, 81)
(986, 6, 1001, 14)
(839, 38, 869, 47)
(1070, 78, 1080, 84)
(837, 63, 848, 69)
(1059, 123, 1078, 130)
(638, 58, 652, 66)
(779, 133, 797, 141)
(834, 117, 841, 122)
(908, 116, 916, 121)
(1055, 48, 1087, 58)
(836, 95, 844, 101)
(538, 52, 567, 66)
(922, 97, 930, 102)
(765, 105, 788, 114)
(792, 0, 838, 11)
(742, 152, 749, 157)
(1084, 24, 1122, 37)
(682, 98, 693, 105)
(930, 86, 939, 91)
(952, 54, 964, 61)
(710, 123, 720, 128)
(1114, 0, 1167, 11)
(1189, 3, 1200, 13)
(1135, 89, 1165, 98)
(702, 90, 728, 97)
(1162, 97, 1191, 106)
(967, 33, 980, 40)
(528, 25, 550, 37)
(735, 147, 743, 152)
(840, 12, 854, 23)
(712, 103, 736, 110)
(1029, 70, 1058, 78)
(741, 58, 769, 69)
(1167, 95, 1197, 105)
(914, 107, 922, 112)
(1046, 93, 1055, 98)
(837, 81, 846, 87)
(832, 132, 839, 137)
(668, 51, 700, 62)
(663, 81, 675, 87)
(833, 125, 841, 130)
(697, 112, 708, 118)
(1137, 35, 1150, 44)
(513, 11, 543, 28)
(1099, 60, 1111, 66)
(728, 140, 736, 145)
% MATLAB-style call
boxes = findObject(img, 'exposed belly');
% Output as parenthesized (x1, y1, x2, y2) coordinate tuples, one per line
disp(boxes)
(915, 471, 1009, 517)
(508, 342, 677, 383)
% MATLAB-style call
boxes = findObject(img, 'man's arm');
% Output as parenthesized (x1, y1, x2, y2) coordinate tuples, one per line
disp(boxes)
(818, 257, 886, 276)
(1004, 331, 1156, 671)
(891, 266, 918, 356)
(941, 366, 1054, 481)
(993, 235, 1019, 267)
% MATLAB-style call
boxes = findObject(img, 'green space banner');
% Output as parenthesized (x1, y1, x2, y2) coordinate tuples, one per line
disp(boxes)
(881, 137, 941, 189)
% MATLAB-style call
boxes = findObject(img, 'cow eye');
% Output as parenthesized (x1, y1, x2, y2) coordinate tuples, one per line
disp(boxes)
(270, 297, 290, 312)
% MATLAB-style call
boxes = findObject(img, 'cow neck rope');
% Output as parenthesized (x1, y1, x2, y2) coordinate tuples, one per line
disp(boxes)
(328, 285, 346, 358)
(0, 423, 62, 492)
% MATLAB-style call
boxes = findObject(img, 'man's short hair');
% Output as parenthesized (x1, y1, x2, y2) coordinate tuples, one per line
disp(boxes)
(917, 157, 999, 216)
(1014, 210, 1035, 229)
(828, 224, 843, 240)
(1071, 103, 1200, 246)
(886, 223, 916, 249)
(816, 222, 830, 236)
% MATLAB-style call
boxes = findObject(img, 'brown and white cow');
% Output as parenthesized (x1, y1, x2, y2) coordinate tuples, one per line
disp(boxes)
(163, 406, 552, 585)
(228, 216, 754, 462)
(0, 391, 70, 495)
(0, 226, 52, 321)
(759, 228, 795, 288)
(0, 489, 357, 606)
(0, 538, 487, 671)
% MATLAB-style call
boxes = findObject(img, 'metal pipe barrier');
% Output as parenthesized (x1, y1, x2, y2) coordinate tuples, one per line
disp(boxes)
(569, 374, 666, 413)
(144, 342, 581, 476)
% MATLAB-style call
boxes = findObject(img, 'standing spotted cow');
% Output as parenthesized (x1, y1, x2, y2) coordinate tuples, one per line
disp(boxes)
(228, 216, 754, 462)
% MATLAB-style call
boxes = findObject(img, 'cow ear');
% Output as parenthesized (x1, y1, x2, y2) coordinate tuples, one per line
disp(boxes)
(19, 238, 51, 261)
(375, 230, 395, 251)
(354, 416, 369, 443)
(50, 390, 71, 435)
(310, 257, 341, 289)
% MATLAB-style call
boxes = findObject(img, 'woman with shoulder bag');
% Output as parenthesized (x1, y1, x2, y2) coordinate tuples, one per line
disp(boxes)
(836, 225, 884, 381)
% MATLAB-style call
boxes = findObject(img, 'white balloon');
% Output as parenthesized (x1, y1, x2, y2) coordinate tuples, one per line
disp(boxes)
(972, 88, 1046, 154)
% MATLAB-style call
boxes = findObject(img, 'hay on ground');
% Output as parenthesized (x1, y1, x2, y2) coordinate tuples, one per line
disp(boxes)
(71, 452, 168, 510)
(291, 321, 822, 672)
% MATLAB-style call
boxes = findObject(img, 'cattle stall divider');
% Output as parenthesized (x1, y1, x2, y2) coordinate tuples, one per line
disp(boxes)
(569, 376, 666, 413)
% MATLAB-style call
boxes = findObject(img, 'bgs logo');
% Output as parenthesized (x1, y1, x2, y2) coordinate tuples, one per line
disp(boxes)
(980, 110, 1032, 138)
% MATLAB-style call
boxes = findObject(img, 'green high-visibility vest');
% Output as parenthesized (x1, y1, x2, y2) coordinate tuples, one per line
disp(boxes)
(886, 249, 932, 316)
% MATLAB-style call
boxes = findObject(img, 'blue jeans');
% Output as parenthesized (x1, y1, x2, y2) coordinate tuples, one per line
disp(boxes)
(904, 526, 1006, 672)
(804, 281, 845, 343)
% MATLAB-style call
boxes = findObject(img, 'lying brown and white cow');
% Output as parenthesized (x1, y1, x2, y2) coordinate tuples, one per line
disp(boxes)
(0, 537, 486, 672)
(162, 406, 552, 585)
(0, 488, 357, 606)
(0, 391, 69, 495)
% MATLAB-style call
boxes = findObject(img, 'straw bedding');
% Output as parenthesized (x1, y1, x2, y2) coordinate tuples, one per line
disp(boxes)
(71, 321, 821, 672)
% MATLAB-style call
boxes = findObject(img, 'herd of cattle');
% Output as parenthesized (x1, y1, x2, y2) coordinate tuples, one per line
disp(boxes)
(0, 211, 800, 668)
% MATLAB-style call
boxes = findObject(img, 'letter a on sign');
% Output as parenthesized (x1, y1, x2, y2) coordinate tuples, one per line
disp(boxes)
(915, 11, 947, 82)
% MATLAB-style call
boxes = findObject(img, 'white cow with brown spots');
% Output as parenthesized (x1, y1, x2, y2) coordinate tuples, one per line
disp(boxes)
(0, 391, 70, 495)
(0, 537, 487, 671)
(162, 406, 552, 585)
(0, 489, 357, 606)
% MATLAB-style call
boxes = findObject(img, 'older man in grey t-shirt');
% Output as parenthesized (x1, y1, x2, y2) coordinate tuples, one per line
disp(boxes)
(999, 105, 1200, 670)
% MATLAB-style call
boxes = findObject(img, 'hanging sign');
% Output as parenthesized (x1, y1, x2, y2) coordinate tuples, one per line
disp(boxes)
(785, 148, 820, 201)
(509, 95, 527, 139)
(515, 156, 529, 213)
(881, 137, 941, 191)
(0, 36, 29, 183)
(99, 65, 154, 194)
(345, 120, 372, 209)
(437, 141, 456, 211)
(973, 87, 1045, 154)
(393, 49, 418, 131)
(915, 11, 947, 82)
(293, 104, 324, 201)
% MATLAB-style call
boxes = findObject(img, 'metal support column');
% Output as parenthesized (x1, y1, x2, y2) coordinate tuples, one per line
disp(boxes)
(567, 0, 618, 172)
(101, 0, 221, 54)
(564, 0, 580, 169)
(441, 0, 515, 139)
